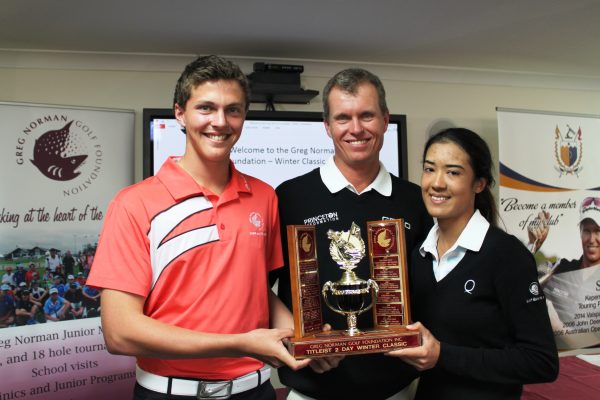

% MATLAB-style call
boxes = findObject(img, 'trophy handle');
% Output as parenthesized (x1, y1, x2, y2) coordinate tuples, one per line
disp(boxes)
(322, 281, 347, 316)
(355, 279, 379, 315)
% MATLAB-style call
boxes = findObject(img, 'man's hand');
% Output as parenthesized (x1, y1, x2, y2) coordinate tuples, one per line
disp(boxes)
(386, 322, 440, 371)
(308, 324, 344, 373)
(528, 211, 550, 254)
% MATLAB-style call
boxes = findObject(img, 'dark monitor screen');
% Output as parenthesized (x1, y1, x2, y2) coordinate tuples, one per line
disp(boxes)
(143, 109, 408, 187)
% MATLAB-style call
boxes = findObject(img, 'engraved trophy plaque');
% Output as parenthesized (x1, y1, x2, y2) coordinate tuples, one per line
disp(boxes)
(367, 219, 412, 327)
(287, 225, 323, 338)
(286, 222, 421, 359)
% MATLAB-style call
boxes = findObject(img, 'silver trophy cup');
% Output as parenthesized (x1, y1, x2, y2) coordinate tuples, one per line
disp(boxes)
(322, 222, 379, 336)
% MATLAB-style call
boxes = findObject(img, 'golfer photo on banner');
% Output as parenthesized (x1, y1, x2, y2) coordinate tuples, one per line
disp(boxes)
(498, 108, 600, 351)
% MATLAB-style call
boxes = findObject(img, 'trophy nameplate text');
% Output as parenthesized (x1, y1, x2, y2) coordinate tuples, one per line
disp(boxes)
(286, 222, 420, 359)
(287, 225, 324, 338)
(367, 219, 412, 327)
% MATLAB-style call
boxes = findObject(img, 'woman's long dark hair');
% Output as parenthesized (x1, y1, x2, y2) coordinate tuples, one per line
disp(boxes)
(423, 128, 498, 227)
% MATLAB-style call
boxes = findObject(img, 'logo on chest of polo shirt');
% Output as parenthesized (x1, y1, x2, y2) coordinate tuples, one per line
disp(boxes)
(249, 212, 266, 236)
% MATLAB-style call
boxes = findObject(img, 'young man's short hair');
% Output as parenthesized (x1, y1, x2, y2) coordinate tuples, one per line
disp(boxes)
(173, 55, 250, 112)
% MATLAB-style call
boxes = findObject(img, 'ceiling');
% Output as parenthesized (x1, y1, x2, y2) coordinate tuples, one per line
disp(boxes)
(1, 0, 600, 78)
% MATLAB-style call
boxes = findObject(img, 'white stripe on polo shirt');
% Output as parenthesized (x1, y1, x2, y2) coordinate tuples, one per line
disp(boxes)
(148, 196, 219, 289)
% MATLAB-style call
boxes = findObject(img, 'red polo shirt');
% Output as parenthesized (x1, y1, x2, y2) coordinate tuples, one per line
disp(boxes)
(88, 157, 283, 379)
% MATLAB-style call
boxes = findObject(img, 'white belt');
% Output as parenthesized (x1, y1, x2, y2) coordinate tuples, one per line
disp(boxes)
(136, 365, 271, 399)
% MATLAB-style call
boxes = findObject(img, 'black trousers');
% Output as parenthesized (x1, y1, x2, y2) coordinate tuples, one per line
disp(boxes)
(133, 381, 276, 400)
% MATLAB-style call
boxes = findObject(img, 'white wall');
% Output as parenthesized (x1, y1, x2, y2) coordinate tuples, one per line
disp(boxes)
(2, 50, 600, 187)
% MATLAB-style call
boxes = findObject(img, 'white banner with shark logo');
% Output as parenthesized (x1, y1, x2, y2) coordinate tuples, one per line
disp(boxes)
(497, 108, 600, 351)
(0, 102, 136, 399)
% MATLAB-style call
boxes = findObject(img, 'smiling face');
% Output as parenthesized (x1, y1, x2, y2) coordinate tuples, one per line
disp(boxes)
(580, 219, 600, 268)
(421, 141, 486, 231)
(324, 83, 389, 175)
(175, 79, 246, 167)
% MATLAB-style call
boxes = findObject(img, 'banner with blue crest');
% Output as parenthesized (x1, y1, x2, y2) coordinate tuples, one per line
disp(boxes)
(498, 108, 600, 351)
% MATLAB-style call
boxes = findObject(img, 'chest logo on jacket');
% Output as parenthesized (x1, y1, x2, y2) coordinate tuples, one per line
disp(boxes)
(526, 282, 545, 303)
(529, 282, 540, 296)
(464, 279, 476, 294)
(303, 211, 339, 226)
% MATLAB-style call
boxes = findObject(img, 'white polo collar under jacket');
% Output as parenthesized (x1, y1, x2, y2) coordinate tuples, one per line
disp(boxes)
(319, 156, 392, 196)
(419, 209, 490, 281)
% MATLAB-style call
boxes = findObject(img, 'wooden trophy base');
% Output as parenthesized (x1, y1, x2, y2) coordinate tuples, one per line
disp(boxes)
(286, 326, 421, 359)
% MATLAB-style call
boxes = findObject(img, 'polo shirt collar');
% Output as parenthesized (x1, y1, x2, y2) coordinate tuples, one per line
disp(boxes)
(419, 209, 490, 257)
(319, 156, 392, 196)
(157, 157, 252, 201)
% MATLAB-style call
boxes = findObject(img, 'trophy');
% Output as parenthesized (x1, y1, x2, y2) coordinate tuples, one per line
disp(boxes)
(286, 220, 421, 359)
(322, 223, 379, 336)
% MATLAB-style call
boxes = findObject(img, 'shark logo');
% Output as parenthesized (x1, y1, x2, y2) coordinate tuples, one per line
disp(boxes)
(30, 121, 88, 181)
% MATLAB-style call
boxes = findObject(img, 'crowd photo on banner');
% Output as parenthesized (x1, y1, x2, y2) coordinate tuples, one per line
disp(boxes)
(1, 246, 100, 328)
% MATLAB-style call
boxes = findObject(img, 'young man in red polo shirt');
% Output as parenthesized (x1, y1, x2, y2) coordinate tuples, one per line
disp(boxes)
(88, 55, 308, 400)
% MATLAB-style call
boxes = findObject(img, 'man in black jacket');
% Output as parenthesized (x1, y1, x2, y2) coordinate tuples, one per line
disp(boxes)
(272, 68, 432, 400)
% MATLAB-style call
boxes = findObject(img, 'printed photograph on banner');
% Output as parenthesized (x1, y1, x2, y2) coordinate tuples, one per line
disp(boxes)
(1, 246, 100, 329)
(0, 102, 135, 399)
(498, 109, 600, 351)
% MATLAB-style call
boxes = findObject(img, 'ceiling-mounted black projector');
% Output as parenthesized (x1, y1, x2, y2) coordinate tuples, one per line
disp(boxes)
(248, 63, 319, 106)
